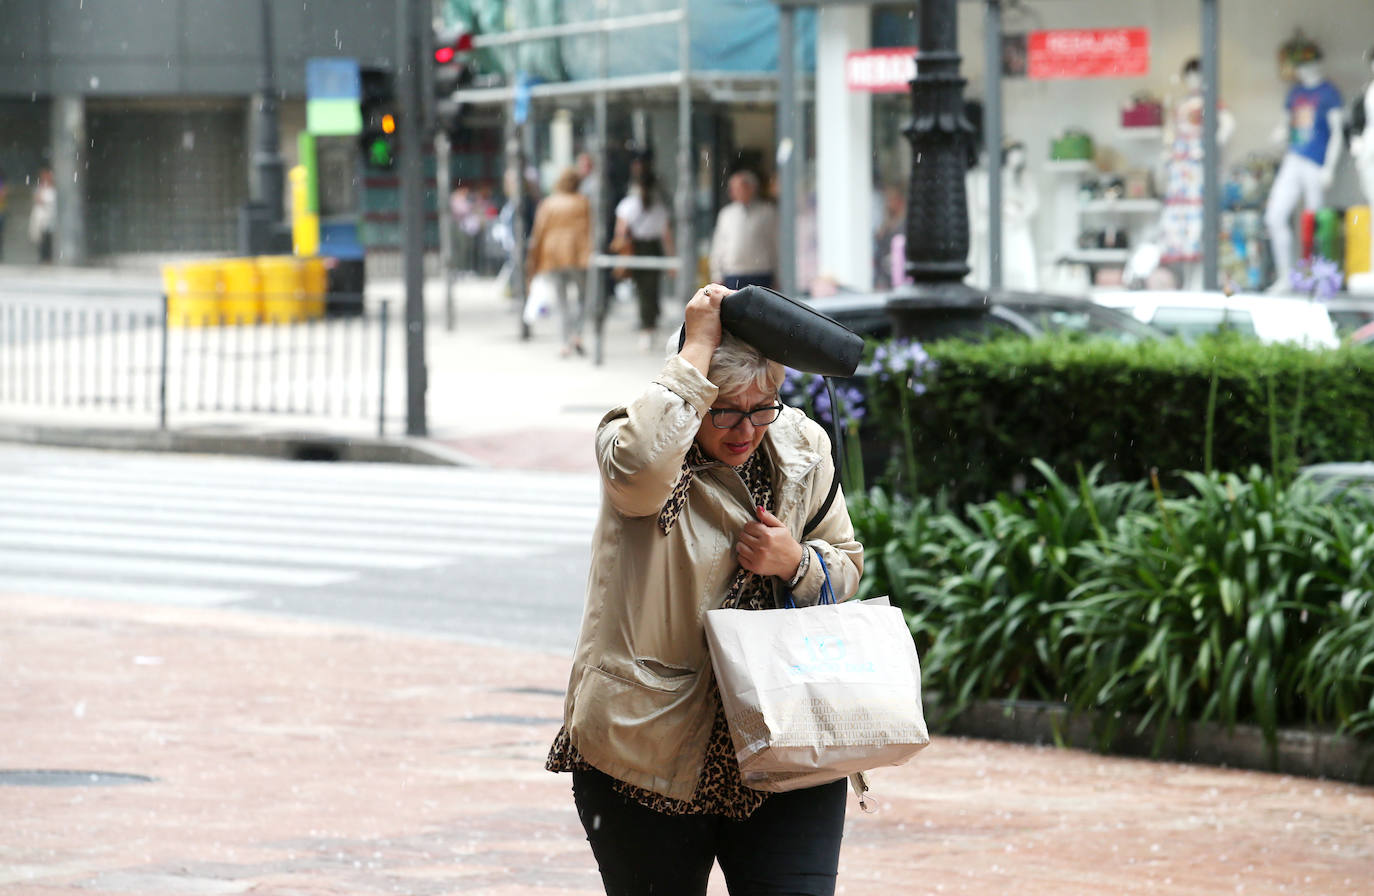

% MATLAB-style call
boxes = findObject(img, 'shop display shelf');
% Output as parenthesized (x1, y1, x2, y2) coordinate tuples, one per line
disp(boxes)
(1045, 159, 1095, 174)
(1060, 248, 1131, 265)
(1080, 198, 1163, 213)
(1117, 126, 1164, 140)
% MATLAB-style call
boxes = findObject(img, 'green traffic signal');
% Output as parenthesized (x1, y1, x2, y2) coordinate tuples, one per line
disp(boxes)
(365, 135, 395, 170)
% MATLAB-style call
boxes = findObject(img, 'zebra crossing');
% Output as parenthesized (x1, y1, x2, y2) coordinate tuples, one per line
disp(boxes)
(0, 444, 600, 615)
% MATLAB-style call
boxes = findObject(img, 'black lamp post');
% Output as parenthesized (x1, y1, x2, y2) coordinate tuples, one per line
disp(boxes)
(886, 0, 983, 332)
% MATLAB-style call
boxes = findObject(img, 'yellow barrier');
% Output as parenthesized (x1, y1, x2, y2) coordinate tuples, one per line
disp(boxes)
(290, 166, 321, 256)
(221, 257, 263, 325)
(162, 261, 222, 327)
(1346, 206, 1371, 277)
(258, 255, 309, 323)
(301, 256, 328, 318)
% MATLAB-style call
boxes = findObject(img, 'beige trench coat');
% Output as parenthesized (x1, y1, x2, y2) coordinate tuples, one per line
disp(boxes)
(561, 356, 864, 801)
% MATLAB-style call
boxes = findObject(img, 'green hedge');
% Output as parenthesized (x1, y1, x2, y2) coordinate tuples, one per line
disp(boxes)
(848, 465, 1374, 753)
(859, 334, 1374, 503)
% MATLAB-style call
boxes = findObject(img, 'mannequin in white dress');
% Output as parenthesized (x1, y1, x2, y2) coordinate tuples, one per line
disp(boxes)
(966, 142, 1040, 291)
(1347, 47, 1374, 294)
(1349, 48, 1374, 209)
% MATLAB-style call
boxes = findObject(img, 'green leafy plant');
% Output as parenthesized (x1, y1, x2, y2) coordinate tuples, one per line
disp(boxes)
(847, 465, 1374, 756)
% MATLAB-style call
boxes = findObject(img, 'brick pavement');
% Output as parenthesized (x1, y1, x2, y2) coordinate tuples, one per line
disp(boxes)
(4, 594, 1372, 896)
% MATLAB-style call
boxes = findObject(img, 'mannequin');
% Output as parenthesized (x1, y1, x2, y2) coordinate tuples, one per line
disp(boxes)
(1350, 47, 1374, 207)
(1348, 47, 1374, 294)
(1158, 58, 1235, 290)
(1264, 43, 1344, 292)
(966, 141, 1040, 291)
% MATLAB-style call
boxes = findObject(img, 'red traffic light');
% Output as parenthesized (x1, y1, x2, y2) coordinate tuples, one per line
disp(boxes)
(434, 31, 473, 65)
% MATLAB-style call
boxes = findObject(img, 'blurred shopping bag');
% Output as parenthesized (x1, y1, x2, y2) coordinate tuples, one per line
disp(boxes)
(523, 273, 556, 326)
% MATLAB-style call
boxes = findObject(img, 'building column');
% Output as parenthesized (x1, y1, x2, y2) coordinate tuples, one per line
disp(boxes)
(51, 94, 87, 265)
(815, 4, 872, 291)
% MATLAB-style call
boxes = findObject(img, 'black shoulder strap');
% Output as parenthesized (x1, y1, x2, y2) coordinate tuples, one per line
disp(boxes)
(803, 471, 840, 538)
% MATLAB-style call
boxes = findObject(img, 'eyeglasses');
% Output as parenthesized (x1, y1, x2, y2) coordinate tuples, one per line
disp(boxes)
(706, 403, 784, 429)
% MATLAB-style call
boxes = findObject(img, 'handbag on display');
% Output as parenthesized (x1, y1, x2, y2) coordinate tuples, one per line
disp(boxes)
(1050, 129, 1094, 161)
(703, 557, 929, 793)
(1120, 93, 1163, 128)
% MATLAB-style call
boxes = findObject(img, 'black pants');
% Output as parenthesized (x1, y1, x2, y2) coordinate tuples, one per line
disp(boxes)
(571, 768, 847, 896)
(629, 238, 664, 331)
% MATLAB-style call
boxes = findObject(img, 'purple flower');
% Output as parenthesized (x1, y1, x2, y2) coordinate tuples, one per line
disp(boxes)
(1290, 255, 1343, 299)
(872, 338, 936, 396)
(781, 369, 865, 429)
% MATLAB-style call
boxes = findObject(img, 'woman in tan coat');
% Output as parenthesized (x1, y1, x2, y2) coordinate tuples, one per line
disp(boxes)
(546, 284, 864, 895)
(527, 167, 592, 356)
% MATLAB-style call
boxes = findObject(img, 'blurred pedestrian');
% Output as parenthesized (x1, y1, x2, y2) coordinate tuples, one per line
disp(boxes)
(613, 154, 674, 350)
(873, 183, 906, 290)
(546, 283, 865, 896)
(527, 167, 593, 357)
(29, 166, 55, 263)
(709, 170, 778, 290)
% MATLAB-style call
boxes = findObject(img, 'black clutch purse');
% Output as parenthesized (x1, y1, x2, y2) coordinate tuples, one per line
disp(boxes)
(678, 285, 864, 377)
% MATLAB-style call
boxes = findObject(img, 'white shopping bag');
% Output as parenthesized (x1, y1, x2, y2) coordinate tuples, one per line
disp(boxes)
(523, 273, 556, 326)
(704, 595, 929, 792)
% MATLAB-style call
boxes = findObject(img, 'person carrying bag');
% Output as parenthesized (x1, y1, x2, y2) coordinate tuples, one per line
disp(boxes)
(545, 282, 865, 896)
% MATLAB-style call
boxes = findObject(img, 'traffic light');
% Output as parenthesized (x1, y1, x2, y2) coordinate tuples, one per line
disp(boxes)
(433, 28, 474, 140)
(359, 66, 397, 171)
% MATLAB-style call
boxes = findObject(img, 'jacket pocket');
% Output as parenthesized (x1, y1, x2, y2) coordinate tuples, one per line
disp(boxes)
(568, 662, 709, 787)
(633, 657, 699, 692)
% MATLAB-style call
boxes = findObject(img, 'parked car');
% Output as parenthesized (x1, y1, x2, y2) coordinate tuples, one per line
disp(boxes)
(1297, 462, 1374, 498)
(1320, 295, 1374, 338)
(800, 288, 1161, 344)
(1091, 290, 1340, 349)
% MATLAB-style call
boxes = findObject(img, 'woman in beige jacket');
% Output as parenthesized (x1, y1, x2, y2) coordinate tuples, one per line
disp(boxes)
(527, 167, 592, 356)
(546, 283, 864, 895)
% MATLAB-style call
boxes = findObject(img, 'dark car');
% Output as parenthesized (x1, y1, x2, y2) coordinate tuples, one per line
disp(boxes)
(799, 287, 1161, 344)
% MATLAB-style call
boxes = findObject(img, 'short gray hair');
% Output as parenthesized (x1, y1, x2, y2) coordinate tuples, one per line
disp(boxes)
(708, 332, 785, 397)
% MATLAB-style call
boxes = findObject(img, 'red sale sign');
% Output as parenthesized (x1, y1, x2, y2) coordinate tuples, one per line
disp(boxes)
(846, 48, 917, 93)
(1027, 28, 1150, 79)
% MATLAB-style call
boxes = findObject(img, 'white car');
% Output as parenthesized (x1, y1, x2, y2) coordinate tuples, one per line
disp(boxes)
(1090, 290, 1340, 349)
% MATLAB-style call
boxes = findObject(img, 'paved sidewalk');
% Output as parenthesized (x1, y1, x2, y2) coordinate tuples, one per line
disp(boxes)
(4, 595, 1373, 896)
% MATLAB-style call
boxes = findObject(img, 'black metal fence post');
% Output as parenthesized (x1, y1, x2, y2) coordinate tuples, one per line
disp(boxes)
(159, 293, 169, 430)
(377, 299, 390, 438)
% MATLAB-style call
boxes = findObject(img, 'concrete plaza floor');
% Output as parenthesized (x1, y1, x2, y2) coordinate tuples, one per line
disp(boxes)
(4, 594, 1372, 896)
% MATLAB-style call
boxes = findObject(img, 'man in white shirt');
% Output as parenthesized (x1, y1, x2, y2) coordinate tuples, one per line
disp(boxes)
(709, 170, 778, 290)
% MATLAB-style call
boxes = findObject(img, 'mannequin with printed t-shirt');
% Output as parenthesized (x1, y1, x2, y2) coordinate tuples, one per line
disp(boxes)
(1264, 46, 1344, 291)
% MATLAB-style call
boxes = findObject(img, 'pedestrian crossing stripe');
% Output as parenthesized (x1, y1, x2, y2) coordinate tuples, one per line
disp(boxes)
(0, 473, 600, 522)
(0, 497, 593, 544)
(0, 448, 600, 611)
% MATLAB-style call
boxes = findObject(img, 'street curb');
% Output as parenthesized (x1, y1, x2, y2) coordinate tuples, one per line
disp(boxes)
(933, 698, 1374, 785)
(0, 421, 484, 467)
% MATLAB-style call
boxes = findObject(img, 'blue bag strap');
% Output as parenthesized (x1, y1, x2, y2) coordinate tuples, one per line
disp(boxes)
(784, 552, 836, 609)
